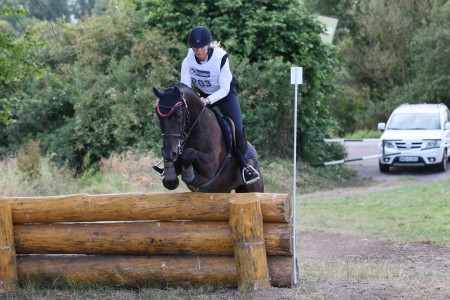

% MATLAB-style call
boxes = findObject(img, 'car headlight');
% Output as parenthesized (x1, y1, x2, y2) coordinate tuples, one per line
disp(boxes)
(384, 141, 395, 149)
(423, 140, 440, 148)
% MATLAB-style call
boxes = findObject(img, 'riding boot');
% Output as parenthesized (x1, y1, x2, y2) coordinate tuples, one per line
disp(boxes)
(235, 130, 260, 185)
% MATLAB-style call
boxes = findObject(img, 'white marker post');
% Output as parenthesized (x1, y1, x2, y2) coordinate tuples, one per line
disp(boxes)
(290, 67, 302, 285)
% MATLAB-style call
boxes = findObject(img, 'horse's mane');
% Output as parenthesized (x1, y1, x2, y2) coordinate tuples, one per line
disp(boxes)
(175, 83, 203, 107)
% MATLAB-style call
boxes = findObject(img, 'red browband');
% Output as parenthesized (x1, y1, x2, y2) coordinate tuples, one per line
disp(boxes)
(156, 100, 183, 117)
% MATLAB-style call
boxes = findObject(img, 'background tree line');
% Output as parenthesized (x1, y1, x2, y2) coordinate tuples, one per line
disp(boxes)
(0, 0, 448, 171)
(305, 0, 449, 134)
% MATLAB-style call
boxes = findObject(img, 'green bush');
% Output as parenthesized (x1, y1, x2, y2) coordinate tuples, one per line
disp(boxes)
(17, 139, 41, 183)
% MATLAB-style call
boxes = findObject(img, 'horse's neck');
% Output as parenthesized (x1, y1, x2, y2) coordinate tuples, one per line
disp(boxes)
(187, 100, 205, 118)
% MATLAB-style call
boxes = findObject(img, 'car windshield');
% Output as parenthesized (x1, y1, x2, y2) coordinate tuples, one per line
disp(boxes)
(387, 113, 441, 130)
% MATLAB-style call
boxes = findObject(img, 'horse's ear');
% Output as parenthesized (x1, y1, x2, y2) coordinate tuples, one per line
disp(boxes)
(153, 87, 163, 98)
(173, 85, 182, 99)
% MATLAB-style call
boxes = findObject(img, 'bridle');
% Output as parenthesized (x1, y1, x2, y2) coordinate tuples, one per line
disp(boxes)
(156, 96, 206, 159)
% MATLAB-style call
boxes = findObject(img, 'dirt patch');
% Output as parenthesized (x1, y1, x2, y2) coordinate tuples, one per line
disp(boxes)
(299, 231, 450, 275)
(293, 231, 450, 300)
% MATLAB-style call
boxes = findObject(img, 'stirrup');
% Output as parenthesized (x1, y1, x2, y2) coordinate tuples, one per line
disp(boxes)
(152, 159, 164, 176)
(242, 165, 260, 185)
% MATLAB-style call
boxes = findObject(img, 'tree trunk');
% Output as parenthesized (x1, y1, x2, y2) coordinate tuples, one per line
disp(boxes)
(1, 192, 291, 223)
(16, 255, 293, 287)
(14, 221, 291, 256)
(0, 204, 17, 291)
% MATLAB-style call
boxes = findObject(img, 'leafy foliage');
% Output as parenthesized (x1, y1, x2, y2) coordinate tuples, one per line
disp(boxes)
(308, 0, 449, 133)
(133, 0, 344, 161)
(0, 6, 44, 124)
(1, 5, 184, 170)
(1, 0, 344, 170)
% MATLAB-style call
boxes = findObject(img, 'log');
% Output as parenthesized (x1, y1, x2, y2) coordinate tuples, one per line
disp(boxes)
(0, 204, 17, 291)
(16, 255, 293, 287)
(229, 197, 271, 292)
(0, 192, 291, 224)
(14, 221, 292, 256)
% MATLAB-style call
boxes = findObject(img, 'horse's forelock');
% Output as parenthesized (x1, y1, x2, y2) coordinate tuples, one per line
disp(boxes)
(156, 87, 185, 118)
(158, 87, 182, 107)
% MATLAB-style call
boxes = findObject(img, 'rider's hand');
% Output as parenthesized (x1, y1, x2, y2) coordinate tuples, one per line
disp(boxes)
(200, 97, 211, 106)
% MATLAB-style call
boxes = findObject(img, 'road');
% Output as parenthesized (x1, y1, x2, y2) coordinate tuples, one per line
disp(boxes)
(344, 141, 450, 182)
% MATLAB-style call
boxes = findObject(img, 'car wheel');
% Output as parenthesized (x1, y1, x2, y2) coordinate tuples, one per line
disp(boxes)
(379, 162, 389, 173)
(436, 149, 447, 172)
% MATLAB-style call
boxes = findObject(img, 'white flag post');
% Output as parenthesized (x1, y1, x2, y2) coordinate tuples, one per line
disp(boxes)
(290, 67, 302, 285)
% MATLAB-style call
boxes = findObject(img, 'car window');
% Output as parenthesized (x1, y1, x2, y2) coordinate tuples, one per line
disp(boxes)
(387, 113, 441, 130)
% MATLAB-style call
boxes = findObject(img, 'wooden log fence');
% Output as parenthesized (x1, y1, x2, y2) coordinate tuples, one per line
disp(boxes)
(0, 192, 295, 293)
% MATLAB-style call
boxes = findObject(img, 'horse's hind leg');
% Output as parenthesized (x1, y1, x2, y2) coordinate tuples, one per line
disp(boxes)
(235, 179, 264, 193)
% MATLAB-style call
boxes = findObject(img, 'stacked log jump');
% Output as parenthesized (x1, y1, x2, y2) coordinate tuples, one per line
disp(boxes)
(0, 192, 294, 292)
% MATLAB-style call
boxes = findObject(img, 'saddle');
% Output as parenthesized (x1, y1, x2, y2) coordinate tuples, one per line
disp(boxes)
(212, 109, 256, 159)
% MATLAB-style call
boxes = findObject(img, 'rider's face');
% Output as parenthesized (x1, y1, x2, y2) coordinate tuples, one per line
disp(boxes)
(192, 45, 209, 62)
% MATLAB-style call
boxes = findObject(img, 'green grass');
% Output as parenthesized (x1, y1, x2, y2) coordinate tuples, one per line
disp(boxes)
(298, 179, 450, 244)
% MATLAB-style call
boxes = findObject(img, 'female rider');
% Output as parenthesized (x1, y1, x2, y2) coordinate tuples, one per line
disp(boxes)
(180, 26, 260, 184)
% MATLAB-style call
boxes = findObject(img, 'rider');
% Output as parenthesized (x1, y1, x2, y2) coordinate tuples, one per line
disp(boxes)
(180, 26, 260, 184)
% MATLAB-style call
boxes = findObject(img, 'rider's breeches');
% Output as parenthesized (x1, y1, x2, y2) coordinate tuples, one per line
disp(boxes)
(211, 87, 244, 141)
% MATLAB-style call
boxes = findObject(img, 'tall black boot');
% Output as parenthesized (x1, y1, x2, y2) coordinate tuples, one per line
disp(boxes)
(235, 130, 260, 185)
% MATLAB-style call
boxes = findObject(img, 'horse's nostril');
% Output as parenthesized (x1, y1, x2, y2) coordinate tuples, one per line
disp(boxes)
(171, 152, 178, 161)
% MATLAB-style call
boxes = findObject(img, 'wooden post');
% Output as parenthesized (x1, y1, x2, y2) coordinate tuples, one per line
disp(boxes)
(0, 204, 17, 292)
(229, 197, 271, 292)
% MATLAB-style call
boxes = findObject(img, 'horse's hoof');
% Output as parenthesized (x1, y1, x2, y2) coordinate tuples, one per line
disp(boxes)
(163, 177, 179, 190)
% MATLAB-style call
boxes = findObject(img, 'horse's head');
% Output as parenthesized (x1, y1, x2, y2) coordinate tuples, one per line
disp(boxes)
(153, 85, 190, 163)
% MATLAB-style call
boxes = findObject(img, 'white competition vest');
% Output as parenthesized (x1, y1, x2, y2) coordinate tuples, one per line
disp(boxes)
(185, 47, 229, 95)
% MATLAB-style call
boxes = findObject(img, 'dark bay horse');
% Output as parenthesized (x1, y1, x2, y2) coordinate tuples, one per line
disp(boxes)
(153, 83, 264, 193)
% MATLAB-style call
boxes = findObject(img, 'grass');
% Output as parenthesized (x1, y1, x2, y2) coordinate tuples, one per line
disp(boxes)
(298, 179, 450, 244)
(0, 152, 364, 197)
(1, 152, 449, 299)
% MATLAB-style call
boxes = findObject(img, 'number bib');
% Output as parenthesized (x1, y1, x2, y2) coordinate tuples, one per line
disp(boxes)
(185, 47, 227, 95)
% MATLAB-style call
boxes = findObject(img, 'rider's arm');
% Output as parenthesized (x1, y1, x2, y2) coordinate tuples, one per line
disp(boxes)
(207, 58, 233, 104)
(180, 57, 192, 88)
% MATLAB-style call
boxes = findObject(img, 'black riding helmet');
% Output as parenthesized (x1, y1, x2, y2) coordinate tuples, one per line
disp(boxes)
(188, 26, 212, 48)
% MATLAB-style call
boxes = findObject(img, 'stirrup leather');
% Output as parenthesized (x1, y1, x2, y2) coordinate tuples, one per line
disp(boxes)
(152, 159, 164, 176)
(242, 165, 260, 185)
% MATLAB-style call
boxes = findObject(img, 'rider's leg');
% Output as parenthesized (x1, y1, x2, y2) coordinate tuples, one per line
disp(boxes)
(212, 88, 260, 184)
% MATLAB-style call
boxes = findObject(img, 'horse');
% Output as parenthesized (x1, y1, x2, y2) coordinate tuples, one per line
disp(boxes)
(152, 83, 264, 193)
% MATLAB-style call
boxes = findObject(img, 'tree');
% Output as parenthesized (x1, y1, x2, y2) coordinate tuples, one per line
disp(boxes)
(133, 0, 344, 162)
(0, 6, 43, 124)
(1, 1, 345, 169)
(405, 1, 450, 105)
(308, 0, 449, 132)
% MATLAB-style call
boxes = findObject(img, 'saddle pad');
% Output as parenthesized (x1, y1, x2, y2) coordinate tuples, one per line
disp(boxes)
(212, 109, 256, 159)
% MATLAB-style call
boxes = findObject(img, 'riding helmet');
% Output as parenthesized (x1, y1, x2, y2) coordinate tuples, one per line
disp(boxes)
(188, 26, 212, 48)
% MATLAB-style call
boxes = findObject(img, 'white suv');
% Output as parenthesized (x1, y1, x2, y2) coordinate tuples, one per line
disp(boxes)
(377, 103, 450, 172)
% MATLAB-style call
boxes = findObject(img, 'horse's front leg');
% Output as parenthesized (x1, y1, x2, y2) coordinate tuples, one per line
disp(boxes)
(181, 148, 197, 184)
(162, 160, 179, 190)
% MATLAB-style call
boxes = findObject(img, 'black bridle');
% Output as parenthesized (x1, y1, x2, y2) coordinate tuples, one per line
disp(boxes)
(157, 97, 206, 159)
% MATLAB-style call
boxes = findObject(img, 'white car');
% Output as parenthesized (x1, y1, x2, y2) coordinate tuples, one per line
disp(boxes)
(377, 103, 450, 173)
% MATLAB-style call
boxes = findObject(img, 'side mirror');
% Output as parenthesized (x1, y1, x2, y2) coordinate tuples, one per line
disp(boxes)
(444, 122, 450, 130)
(378, 123, 386, 131)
